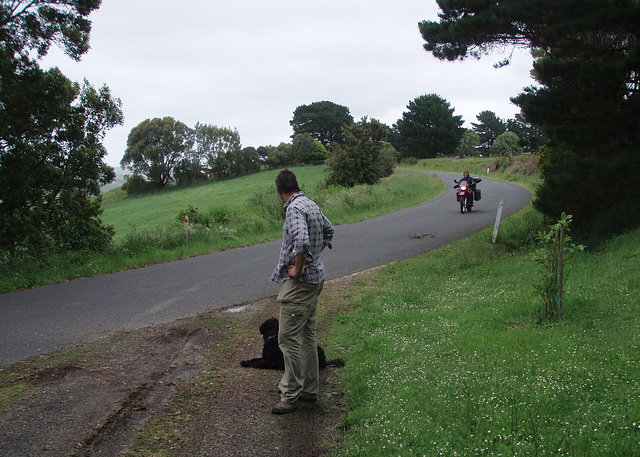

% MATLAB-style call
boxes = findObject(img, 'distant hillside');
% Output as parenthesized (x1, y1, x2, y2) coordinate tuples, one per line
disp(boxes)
(100, 167, 126, 193)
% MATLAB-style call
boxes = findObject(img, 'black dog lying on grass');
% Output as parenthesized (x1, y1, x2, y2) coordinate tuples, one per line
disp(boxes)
(240, 317, 345, 370)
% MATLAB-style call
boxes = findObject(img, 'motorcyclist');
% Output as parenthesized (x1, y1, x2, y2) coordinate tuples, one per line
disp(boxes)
(454, 171, 481, 200)
(459, 171, 474, 186)
(455, 171, 479, 189)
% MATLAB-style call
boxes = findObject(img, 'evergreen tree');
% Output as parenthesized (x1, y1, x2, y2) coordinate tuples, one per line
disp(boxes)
(391, 94, 464, 158)
(420, 0, 640, 236)
(491, 131, 523, 156)
(290, 101, 354, 147)
(455, 129, 481, 156)
(471, 111, 506, 151)
(506, 113, 547, 153)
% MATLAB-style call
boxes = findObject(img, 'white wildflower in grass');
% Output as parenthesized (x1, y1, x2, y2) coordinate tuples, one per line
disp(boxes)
(333, 224, 640, 457)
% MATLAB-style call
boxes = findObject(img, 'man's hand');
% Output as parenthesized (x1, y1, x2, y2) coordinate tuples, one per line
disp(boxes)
(287, 253, 306, 278)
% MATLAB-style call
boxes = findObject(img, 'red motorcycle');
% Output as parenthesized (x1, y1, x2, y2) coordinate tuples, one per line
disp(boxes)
(454, 178, 481, 214)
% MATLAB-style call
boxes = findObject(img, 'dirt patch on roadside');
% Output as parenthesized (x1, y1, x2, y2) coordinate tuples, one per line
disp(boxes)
(0, 272, 374, 456)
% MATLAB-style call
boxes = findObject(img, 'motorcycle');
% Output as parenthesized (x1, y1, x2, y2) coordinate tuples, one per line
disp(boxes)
(454, 178, 482, 214)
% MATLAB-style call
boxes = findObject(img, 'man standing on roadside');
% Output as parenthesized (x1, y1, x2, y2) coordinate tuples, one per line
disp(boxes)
(270, 169, 334, 415)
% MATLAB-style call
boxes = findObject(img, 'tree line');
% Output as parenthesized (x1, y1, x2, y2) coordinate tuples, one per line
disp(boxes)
(123, 97, 543, 193)
(119, 119, 331, 191)
(2, 0, 638, 259)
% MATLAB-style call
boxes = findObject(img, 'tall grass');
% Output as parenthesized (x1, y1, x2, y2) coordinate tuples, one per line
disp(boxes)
(329, 211, 640, 456)
(0, 168, 442, 293)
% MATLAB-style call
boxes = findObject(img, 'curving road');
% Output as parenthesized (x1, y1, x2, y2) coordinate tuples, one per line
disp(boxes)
(0, 172, 531, 365)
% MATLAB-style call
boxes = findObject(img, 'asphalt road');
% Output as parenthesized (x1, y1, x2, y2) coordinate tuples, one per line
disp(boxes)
(0, 171, 531, 366)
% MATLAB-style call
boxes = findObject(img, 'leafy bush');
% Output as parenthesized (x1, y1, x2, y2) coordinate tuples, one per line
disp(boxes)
(402, 156, 418, 166)
(121, 174, 155, 194)
(176, 205, 231, 227)
(494, 206, 545, 251)
(243, 189, 284, 220)
(325, 117, 397, 188)
(490, 131, 523, 156)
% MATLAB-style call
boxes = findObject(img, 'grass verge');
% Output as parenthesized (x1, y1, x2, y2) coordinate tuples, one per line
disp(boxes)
(328, 210, 640, 456)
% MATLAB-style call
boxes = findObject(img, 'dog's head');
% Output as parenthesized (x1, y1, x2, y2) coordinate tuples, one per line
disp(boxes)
(259, 317, 279, 339)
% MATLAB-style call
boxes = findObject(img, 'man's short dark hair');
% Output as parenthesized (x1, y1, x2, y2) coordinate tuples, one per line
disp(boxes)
(275, 169, 300, 194)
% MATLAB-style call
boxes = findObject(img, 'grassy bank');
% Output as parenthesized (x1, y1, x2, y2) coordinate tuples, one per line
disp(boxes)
(100, 166, 330, 240)
(329, 210, 640, 456)
(1, 167, 442, 294)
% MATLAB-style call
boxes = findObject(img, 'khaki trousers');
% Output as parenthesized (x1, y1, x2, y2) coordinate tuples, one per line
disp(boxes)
(277, 278, 324, 403)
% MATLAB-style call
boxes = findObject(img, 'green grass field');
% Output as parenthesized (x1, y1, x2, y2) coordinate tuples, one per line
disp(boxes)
(328, 209, 640, 456)
(100, 166, 330, 239)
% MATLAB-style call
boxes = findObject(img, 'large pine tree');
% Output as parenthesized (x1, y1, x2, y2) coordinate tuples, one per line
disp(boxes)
(391, 94, 464, 159)
(420, 0, 640, 237)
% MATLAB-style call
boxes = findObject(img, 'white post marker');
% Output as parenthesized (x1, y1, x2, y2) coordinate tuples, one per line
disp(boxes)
(184, 216, 189, 241)
(492, 200, 505, 244)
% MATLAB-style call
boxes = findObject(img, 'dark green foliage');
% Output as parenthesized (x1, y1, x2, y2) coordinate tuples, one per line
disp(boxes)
(121, 174, 155, 194)
(290, 101, 354, 147)
(193, 123, 242, 177)
(391, 94, 464, 158)
(228, 147, 261, 177)
(420, 0, 640, 237)
(506, 113, 547, 153)
(535, 145, 640, 241)
(326, 117, 397, 188)
(291, 133, 327, 164)
(455, 129, 481, 156)
(0, 56, 122, 256)
(173, 158, 208, 185)
(262, 143, 294, 170)
(0, 1, 121, 257)
(471, 110, 506, 151)
(0, 1, 101, 61)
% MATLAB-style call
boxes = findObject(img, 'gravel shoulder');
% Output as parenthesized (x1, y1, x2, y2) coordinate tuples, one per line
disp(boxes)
(0, 272, 371, 457)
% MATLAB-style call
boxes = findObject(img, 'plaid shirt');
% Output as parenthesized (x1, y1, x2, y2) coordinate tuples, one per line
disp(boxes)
(270, 192, 334, 284)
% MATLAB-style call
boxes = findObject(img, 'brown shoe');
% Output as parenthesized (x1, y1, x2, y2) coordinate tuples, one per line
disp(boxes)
(271, 401, 298, 414)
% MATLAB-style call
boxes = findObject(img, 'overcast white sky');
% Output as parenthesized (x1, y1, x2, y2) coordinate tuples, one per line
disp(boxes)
(41, 0, 536, 168)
